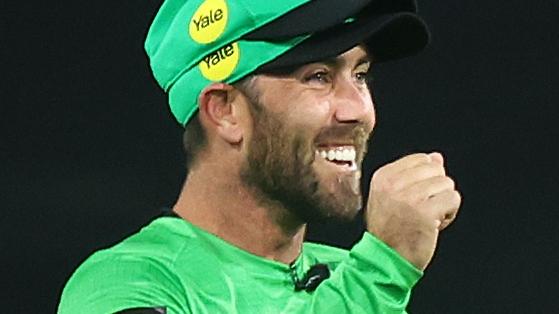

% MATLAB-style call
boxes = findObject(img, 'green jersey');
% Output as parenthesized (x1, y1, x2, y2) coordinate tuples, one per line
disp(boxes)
(58, 216, 422, 313)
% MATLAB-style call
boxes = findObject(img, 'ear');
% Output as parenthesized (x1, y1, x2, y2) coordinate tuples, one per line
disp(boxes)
(198, 83, 244, 144)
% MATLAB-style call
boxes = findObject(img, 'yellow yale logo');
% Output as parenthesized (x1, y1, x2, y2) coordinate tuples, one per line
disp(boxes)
(199, 42, 240, 81)
(189, 0, 228, 44)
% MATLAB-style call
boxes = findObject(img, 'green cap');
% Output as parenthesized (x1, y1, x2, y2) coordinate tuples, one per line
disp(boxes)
(145, 0, 312, 126)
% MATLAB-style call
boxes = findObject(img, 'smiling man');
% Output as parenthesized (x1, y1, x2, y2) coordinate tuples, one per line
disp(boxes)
(59, 0, 461, 313)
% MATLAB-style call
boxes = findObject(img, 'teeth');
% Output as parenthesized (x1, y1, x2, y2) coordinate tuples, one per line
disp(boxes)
(342, 149, 350, 160)
(349, 149, 356, 161)
(327, 150, 336, 160)
(316, 147, 356, 162)
(335, 150, 343, 160)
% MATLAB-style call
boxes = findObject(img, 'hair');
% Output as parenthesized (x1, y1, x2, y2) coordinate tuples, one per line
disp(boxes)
(182, 75, 259, 171)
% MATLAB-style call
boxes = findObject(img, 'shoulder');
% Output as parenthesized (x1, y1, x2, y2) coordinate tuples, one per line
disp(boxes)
(58, 217, 193, 314)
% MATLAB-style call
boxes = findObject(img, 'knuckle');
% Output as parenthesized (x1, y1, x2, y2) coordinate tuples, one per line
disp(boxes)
(400, 153, 429, 165)
(442, 176, 455, 190)
(415, 153, 431, 164)
(452, 190, 462, 204)
(418, 163, 444, 178)
(431, 163, 446, 176)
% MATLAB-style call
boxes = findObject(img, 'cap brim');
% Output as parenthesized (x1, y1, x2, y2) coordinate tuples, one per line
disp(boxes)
(245, 0, 372, 39)
(256, 11, 430, 72)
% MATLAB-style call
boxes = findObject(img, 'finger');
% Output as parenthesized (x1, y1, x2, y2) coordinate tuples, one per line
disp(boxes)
(438, 213, 457, 231)
(401, 176, 455, 204)
(429, 152, 444, 166)
(391, 163, 447, 191)
(420, 189, 461, 228)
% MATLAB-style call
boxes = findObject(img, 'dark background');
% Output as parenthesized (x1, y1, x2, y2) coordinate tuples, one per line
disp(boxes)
(3, 1, 558, 313)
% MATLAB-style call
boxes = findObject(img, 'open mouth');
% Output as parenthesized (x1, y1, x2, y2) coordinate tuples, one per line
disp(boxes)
(315, 146, 357, 170)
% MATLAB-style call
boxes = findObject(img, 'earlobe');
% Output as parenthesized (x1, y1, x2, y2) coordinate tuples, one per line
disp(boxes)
(198, 83, 244, 145)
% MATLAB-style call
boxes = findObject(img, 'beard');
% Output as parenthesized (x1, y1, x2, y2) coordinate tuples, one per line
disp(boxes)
(240, 101, 370, 225)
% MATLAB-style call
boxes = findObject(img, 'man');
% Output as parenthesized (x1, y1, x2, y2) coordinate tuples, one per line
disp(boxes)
(59, 0, 461, 313)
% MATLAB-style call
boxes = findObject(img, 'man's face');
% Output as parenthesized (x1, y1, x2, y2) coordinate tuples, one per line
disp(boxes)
(240, 46, 376, 224)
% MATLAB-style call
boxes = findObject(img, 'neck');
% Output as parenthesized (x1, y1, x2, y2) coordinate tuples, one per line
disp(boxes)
(173, 163, 307, 265)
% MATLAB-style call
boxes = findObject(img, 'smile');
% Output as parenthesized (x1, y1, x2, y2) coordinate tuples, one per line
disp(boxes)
(315, 146, 357, 171)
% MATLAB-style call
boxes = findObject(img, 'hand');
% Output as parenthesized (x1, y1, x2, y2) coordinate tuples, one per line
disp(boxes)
(365, 152, 461, 271)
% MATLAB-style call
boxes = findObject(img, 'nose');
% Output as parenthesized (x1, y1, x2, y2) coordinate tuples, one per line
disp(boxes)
(332, 78, 376, 127)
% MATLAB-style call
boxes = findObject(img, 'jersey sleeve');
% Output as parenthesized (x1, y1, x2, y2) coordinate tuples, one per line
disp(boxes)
(58, 253, 190, 314)
(301, 232, 423, 313)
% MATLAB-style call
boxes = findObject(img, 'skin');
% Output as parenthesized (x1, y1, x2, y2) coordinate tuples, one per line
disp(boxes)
(173, 45, 461, 270)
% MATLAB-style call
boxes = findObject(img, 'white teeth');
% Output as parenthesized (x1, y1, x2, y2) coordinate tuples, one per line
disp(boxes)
(327, 150, 336, 160)
(335, 150, 343, 160)
(342, 149, 350, 160)
(316, 147, 357, 162)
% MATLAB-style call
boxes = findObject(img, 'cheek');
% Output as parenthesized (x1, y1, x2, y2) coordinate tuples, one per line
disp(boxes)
(288, 97, 333, 127)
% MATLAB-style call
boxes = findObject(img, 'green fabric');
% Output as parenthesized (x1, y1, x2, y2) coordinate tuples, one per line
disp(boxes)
(58, 217, 422, 313)
(168, 37, 308, 127)
(145, 0, 313, 126)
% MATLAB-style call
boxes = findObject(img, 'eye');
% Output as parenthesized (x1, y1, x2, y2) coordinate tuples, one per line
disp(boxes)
(304, 71, 331, 84)
(355, 71, 370, 84)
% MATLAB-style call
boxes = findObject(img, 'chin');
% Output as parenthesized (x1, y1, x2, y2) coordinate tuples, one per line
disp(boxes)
(301, 175, 364, 224)
(307, 158, 363, 219)
(321, 193, 363, 222)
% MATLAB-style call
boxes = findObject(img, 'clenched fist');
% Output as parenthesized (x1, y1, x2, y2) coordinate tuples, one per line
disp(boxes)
(366, 152, 461, 271)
